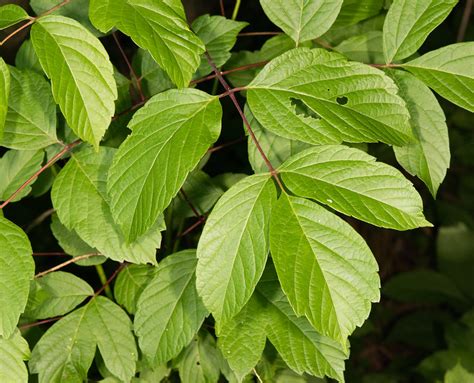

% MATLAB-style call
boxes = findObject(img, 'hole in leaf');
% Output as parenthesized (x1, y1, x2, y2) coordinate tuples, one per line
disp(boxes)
(196, 362, 201, 366)
(337, 96, 348, 105)
(290, 98, 321, 120)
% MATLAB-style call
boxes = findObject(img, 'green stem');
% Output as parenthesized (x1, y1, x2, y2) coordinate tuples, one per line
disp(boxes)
(231, 0, 241, 20)
(95, 264, 113, 299)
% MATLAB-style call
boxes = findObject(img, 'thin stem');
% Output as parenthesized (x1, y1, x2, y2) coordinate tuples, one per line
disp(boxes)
(458, 0, 473, 42)
(35, 253, 100, 278)
(178, 217, 206, 237)
(204, 52, 284, 190)
(26, 208, 55, 233)
(33, 252, 68, 256)
(191, 60, 269, 85)
(238, 31, 282, 37)
(253, 368, 264, 383)
(20, 317, 62, 331)
(314, 38, 334, 50)
(207, 137, 245, 153)
(0, 140, 81, 210)
(231, 0, 241, 20)
(370, 63, 401, 68)
(93, 263, 125, 298)
(112, 99, 148, 120)
(218, 86, 247, 98)
(112, 32, 145, 102)
(95, 264, 113, 299)
(219, 0, 226, 16)
(0, 0, 71, 46)
(180, 189, 202, 218)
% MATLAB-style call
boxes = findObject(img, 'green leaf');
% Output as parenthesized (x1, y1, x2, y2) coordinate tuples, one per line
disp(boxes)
(196, 174, 277, 325)
(270, 194, 380, 346)
(388, 70, 450, 196)
(383, 0, 458, 63)
(0, 58, 9, 140)
(279, 145, 431, 230)
(133, 49, 174, 98)
(86, 297, 138, 383)
(0, 330, 30, 383)
(15, 40, 42, 73)
(176, 331, 222, 383)
(29, 305, 95, 383)
(0, 150, 44, 203)
(89, 0, 205, 88)
(246, 106, 310, 173)
(25, 271, 94, 320)
(51, 147, 164, 264)
(114, 264, 157, 315)
(217, 295, 268, 381)
(259, 0, 343, 44)
(192, 15, 248, 77)
(31, 15, 117, 149)
(257, 268, 347, 382)
(0, 4, 30, 30)
(445, 364, 474, 383)
(402, 42, 474, 112)
(135, 250, 208, 366)
(332, 0, 383, 27)
(1, 67, 58, 150)
(247, 48, 413, 146)
(107, 89, 221, 242)
(334, 31, 384, 64)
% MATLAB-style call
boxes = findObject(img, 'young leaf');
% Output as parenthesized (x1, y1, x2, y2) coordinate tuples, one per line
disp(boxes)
(51, 147, 164, 264)
(0, 150, 44, 202)
(135, 250, 208, 367)
(114, 264, 157, 314)
(402, 42, 474, 112)
(383, 0, 458, 63)
(270, 194, 380, 346)
(107, 89, 221, 243)
(192, 15, 248, 77)
(0, 58, 9, 139)
(388, 70, 450, 196)
(176, 331, 222, 383)
(0, 330, 30, 382)
(259, 0, 343, 45)
(0, 4, 30, 30)
(86, 297, 138, 383)
(196, 174, 277, 326)
(89, 0, 205, 88)
(247, 48, 413, 146)
(25, 271, 94, 320)
(1, 67, 58, 150)
(29, 306, 96, 383)
(334, 31, 384, 64)
(279, 145, 431, 230)
(445, 364, 474, 383)
(31, 15, 117, 149)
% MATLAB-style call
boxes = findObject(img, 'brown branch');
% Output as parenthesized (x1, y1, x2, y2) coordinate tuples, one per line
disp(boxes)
(20, 316, 62, 331)
(458, 0, 473, 42)
(180, 189, 202, 218)
(179, 216, 206, 237)
(204, 51, 284, 190)
(35, 253, 101, 278)
(0, 0, 71, 46)
(0, 140, 81, 210)
(207, 137, 245, 153)
(191, 61, 269, 85)
(238, 31, 282, 37)
(93, 263, 126, 297)
(219, 0, 226, 16)
(112, 99, 148, 121)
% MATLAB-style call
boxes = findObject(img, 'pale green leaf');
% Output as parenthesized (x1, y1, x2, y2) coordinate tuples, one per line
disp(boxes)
(332, 0, 383, 27)
(192, 15, 248, 77)
(25, 271, 94, 320)
(89, 0, 205, 88)
(31, 15, 117, 149)
(445, 364, 474, 383)
(114, 264, 157, 314)
(1, 67, 58, 150)
(402, 42, 474, 112)
(334, 31, 384, 64)
(51, 147, 164, 264)
(108, 89, 221, 242)
(0, 4, 29, 30)
(86, 297, 138, 383)
(0, 149, 43, 203)
(279, 145, 431, 230)
(177, 331, 222, 383)
(196, 174, 277, 325)
(29, 305, 95, 383)
(15, 40, 42, 73)
(0, 58, 9, 139)
(0, 330, 30, 383)
(217, 295, 267, 381)
(383, 0, 458, 63)
(135, 250, 208, 366)
(133, 49, 174, 98)
(388, 70, 450, 196)
(257, 268, 347, 382)
(247, 48, 412, 146)
(246, 105, 310, 173)
(259, 0, 343, 44)
(270, 194, 380, 346)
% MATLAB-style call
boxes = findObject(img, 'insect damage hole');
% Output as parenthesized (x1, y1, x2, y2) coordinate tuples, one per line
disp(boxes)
(337, 96, 348, 105)
(290, 97, 321, 120)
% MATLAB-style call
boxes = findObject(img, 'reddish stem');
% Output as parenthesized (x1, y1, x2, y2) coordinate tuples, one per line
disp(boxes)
(207, 137, 245, 153)
(458, 0, 473, 42)
(238, 32, 282, 37)
(191, 61, 269, 85)
(180, 189, 202, 218)
(20, 317, 62, 331)
(219, 0, 226, 16)
(93, 263, 126, 297)
(179, 217, 206, 237)
(35, 253, 101, 278)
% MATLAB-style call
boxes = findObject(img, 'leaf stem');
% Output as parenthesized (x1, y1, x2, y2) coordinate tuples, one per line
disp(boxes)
(458, 0, 473, 42)
(238, 31, 282, 37)
(20, 316, 62, 331)
(93, 263, 125, 298)
(35, 253, 100, 278)
(231, 0, 241, 20)
(26, 208, 56, 233)
(219, 0, 226, 17)
(180, 189, 202, 218)
(95, 264, 113, 299)
(0, 140, 81, 210)
(191, 60, 269, 85)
